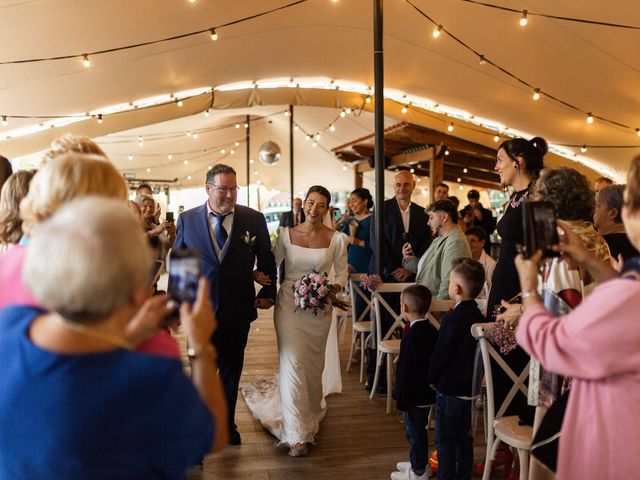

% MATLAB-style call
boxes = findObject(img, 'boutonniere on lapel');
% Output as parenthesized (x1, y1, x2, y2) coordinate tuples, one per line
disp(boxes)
(242, 231, 256, 249)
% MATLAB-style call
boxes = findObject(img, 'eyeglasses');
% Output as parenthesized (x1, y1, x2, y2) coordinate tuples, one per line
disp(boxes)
(209, 185, 239, 194)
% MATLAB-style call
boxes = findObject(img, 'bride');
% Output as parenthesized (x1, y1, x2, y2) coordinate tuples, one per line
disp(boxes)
(243, 185, 348, 457)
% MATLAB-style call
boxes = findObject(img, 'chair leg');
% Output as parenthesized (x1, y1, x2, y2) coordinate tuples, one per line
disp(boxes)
(427, 404, 435, 430)
(482, 432, 496, 480)
(517, 448, 529, 480)
(359, 332, 366, 383)
(346, 330, 356, 373)
(386, 353, 392, 414)
(369, 350, 382, 400)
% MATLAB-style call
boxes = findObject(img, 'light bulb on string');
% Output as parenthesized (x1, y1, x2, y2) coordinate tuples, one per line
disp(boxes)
(493, 135, 500, 142)
(177, 99, 183, 107)
(457, 177, 462, 183)
(342, 165, 348, 171)
(463, 168, 468, 173)
(339, 110, 346, 118)
(96, 114, 103, 124)
(433, 25, 443, 38)
(209, 28, 218, 41)
(208, 165, 213, 171)
(187, 131, 192, 137)
(586, 113, 594, 124)
(305, 135, 310, 141)
(580, 145, 588, 153)
(146, 168, 151, 173)
(284, 111, 290, 117)
(187, 175, 192, 180)
(532, 88, 541, 101)
(636, 128, 640, 137)
(128, 154, 133, 161)
(235, 141, 240, 147)
(365, 96, 371, 104)
(183, 160, 189, 165)
(244, 122, 249, 128)
(459, 185, 464, 190)
(479, 55, 486, 65)
(168, 154, 173, 160)
(447, 123, 454, 132)
(519, 10, 528, 27)
(312, 142, 317, 147)
(220, 149, 225, 154)
(315, 133, 321, 141)
(410, 168, 415, 173)
(230, 149, 235, 155)
(82, 54, 91, 68)
(401, 105, 408, 114)
(345, 108, 352, 114)
(444, 149, 450, 156)
(204, 109, 210, 117)
(234, 123, 240, 129)
(193, 133, 198, 139)
(294, 125, 299, 131)
(1, 116, 7, 127)
(249, 159, 254, 164)
(329, 124, 336, 132)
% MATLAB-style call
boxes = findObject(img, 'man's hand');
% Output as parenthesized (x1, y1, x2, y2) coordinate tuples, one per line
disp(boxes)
(253, 271, 272, 286)
(254, 298, 274, 309)
(391, 267, 413, 282)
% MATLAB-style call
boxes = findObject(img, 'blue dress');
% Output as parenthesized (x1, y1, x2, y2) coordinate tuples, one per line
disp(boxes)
(0, 306, 214, 480)
(341, 214, 373, 273)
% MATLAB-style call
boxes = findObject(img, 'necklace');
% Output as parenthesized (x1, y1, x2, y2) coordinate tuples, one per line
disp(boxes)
(509, 189, 529, 209)
(53, 315, 134, 351)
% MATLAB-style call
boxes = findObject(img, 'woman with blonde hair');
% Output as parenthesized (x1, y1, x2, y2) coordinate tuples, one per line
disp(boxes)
(41, 133, 106, 164)
(0, 169, 36, 253)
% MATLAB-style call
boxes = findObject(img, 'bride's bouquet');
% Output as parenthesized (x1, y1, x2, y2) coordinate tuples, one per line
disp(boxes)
(293, 271, 350, 315)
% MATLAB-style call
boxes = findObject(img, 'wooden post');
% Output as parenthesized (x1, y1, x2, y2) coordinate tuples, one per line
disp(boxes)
(355, 170, 363, 189)
(429, 146, 444, 202)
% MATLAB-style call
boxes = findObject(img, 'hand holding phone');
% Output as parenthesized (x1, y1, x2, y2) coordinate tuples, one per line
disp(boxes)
(165, 211, 174, 222)
(402, 242, 413, 259)
(168, 249, 201, 304)
(523, 201, 559, 258)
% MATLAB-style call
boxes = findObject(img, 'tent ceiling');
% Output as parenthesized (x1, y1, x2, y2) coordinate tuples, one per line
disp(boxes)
(1, 0, 638, 187)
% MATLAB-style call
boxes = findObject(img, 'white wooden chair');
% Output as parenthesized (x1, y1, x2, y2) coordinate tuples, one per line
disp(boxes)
(345, 274, 372, 383)
(471, 323, 533, 480)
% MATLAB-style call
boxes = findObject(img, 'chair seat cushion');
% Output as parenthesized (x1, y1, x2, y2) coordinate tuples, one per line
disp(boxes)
(494, 416, 533, 451)
(379, 339, 400, 353)
(353, 321, 372, 332)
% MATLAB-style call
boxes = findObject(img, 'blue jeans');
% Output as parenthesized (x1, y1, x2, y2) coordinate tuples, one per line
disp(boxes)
(435, 392, 473, 480)
(404, 406, 429, 475)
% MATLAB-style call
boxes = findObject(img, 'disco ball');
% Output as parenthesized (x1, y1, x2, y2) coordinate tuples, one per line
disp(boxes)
(258, 140, 281, 165)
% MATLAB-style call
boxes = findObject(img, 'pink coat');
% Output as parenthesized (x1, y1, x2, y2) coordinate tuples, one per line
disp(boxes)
(0, 245, 180, 359)
(517, 278, 640, 480)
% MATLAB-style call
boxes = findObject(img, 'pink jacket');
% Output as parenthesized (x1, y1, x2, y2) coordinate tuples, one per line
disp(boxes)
(0, 245, 180, 359)
(517, 279, 640, 480)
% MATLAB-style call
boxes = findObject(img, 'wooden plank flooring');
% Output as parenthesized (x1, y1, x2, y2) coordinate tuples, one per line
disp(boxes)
(192, 308, 502, 480)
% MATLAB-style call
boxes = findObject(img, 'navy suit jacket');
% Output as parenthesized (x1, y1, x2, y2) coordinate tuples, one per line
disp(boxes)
(369, 198, 432, 279)
(279, 210, 305, 228)
(173, 203, 277, 326)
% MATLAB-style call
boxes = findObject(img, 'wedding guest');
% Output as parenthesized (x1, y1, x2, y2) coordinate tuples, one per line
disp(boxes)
(448, 196, 467, 232)
(42, 133, 106, 163)
(487, 136, 546, 426)
(0, 153, 180, 359)
(342, 188, 374, 273)
(128, 199, 143, 223)
(136, 183, 154, 197)
(0, 170, 35, 253)
(593, 176, 613, 193)
(0, 198, 228, 478)
(138, 194, 176, 249)
(433, 182, 449, 202)
(402, 200, 471, 300)
(460, 189, 496, 253)
(465, 226, 496, 308)
(506, 156, 640, 478)
(428, 258, 485, 480)
(594, 184, 638, 261)
(0, 155, 12, 192)
(173, 164, 276, 446)
(391, 284, 439, 480)
(280, 197, 305, 228)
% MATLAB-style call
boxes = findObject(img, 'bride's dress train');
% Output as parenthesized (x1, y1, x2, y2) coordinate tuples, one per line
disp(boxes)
(242, 227, 348, 446)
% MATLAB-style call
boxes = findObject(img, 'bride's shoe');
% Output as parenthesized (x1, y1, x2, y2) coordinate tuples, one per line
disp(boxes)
(288, 443, 308, 457)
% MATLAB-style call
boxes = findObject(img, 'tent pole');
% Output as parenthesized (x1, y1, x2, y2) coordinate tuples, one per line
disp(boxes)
(246, 114, 250, 206)
(289, 104, 294, 208)
(373, 0, 385, 276)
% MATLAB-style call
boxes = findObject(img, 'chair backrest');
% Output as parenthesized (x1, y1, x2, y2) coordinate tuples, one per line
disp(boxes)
(426, 300, 456, 329)
(371, 282, 413, 343)
(471, 323, 530, 425)
(349, 274, 371, 324)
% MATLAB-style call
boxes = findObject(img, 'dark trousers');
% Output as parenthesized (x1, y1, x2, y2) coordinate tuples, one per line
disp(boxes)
(211, 321, 251, 428)
(404, 406, 429, 475)
(435, 392, 473, 480)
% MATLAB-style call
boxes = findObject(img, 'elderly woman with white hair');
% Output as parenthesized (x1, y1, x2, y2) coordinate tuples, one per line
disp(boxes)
(0, 197, 228, 478)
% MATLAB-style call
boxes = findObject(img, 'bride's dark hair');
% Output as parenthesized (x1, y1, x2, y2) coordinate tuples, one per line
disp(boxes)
(305, 185, 331, 205)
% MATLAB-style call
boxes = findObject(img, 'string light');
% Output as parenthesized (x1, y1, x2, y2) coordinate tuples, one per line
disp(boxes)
(580, 145, 588, 153)
(410, 168, 415, 173)
(249, 159, 254, 164)
(457, 177, 462, 182)
(315, 133, 321, 141)
(138, 135, 143, 146)
(235, 141, 240, 147)
(433, 25, 443, 38)
(447, 123, 454, 132)
(82, 54, 91, 68)
(96, 114, 103, 124)
(128, 154, 133, 160)
(294, 125, 299, 131)
(342, 165, 347, 171)
(345, 108, 352, 114)
(519, 10, 528, 27)
(193, 133, 199, 139)
(401, 105, 408, 114)
(168, 154, 173, 160)
(146, 168, 151, 172)
(210, 28, 218, 41)
(204, 109, 210, 117)
(365, 96, 372, 104)
(284, 111, 290, 117)
(493, 135, 500, 142)
(444, 149, 450, 156)
(177, 99, 184, 107)
(339, 110, 346, 118)
(636, 128, 640, 137)
(586, 113, 594, 124)
(244, 122, 249, 128)
(532, 89, 541, 101)
(220, 149, 225, 154)
(235, 123, 240, 129)
(184, 160, 189, 165)
(329, 124, 336, 132)
(459, 185, 464, 190)
(1, 116, 6, 127)
(463, 168, 468, 173)
(187, 131, 192, 137)
(312, 142, 317, 147)
(188, 175, 192, 180)
(479, 54, 486, 65)
(305, 135, 311, 141)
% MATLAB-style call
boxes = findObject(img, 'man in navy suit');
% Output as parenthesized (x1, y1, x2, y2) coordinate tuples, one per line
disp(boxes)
(173, 164, 276, 445)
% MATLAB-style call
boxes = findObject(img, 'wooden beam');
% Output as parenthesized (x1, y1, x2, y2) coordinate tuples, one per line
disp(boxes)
(353, 145, 375, 158)
(430, 147, 443, 198)
(334, 151, 362, 163)
(355, 170, 363, 189)
(390, 148, 434, 167)
(355, 162, 373, 173)
(445, 164, 500, 184)
(444, 153, 497, 174)
(403, 125, 497, 160)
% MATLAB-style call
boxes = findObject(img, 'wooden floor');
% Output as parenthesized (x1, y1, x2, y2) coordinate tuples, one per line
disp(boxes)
(195, 309, 499, 480)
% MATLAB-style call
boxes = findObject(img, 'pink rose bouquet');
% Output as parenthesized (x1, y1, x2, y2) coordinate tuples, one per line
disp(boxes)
(293, 270, 350, 315)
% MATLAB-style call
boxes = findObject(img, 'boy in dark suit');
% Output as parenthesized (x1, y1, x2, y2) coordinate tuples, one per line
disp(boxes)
(427, 257, 485, 480)
(391, 284, 439, 480)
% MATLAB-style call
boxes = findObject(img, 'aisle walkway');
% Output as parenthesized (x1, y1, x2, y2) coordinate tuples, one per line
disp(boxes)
(198, 309, 494, 479)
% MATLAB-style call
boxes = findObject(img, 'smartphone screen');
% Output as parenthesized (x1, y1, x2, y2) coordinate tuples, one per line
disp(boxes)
(332, 208, 342, 221)
(523, 201, 559, 258)
(168, 249, 200, 304)
(165, 211, 174, 222)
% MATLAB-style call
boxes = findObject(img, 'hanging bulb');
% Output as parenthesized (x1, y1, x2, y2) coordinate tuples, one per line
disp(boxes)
(339, 110, 346, 118)
(580, 145, 588, 153)
(345, 108, 352, 114)
(96, 114, 103, 124)
(220, 149, 225, 154)
(284, 111, 290, 117)
(365, 96, 371, 104)
(146, 168, 151, 173)
(208, 165, 213, 171)
(168, 154, 173, 160)
(401, 105, 408, 114)
(305, 135, 311, 141)
(187, 131, 192, 137)
(128, 154, 133, 161)
(447, 123, 454, 132)
(138, 135, 143, 146)
(342, 165, 348, 171)
(329, 124, 336, 132)
(459, 185, 464, 190)
(444, 149, 450, 156)
(493, 135, 500, 142)
(187, 175, 192, 180)
(586, 113, 594, 124)
(1, 116, 6, 127)
(204, 109, 210, 117)
(230, 149, 235, 155)
(463, 168, 468, 173)
(479, 55, 486, 65)
(636, 128, 640, 137)
(312, 142, 317, 147)
(457, 177, 462, 183)
(177, 99, 184, 107)
(235, 141, 240, 147)
(433, 25, 443, 38)
(184, 160, 189, 165)
(410, 168, 415, 173)
(532, 89, 541, 101)
(234, 123, 240, 129)
(315, 133, 321, 141)
(244, 122, 249, 128)
(193, 133, 199, 139)
(249, 159, 254, 164)
(519, 10, 528, 27)
(210, 28, 218, 41)
(82, 54, 91, 68)
(294, 125, 299, 131)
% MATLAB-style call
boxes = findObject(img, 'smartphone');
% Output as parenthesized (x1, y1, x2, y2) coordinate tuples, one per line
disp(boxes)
(523, 201, 559, 259)
(165, 211, 174, 222)
(495, 293, 522, 315)
(332, 208, 342, 222)
(168, 249, 200, 304)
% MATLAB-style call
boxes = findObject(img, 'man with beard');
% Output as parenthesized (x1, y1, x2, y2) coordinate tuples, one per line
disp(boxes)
(402, 200, 471, 300)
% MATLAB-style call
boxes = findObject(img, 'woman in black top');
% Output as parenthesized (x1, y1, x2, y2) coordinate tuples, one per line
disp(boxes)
(487, 137, 547, 425)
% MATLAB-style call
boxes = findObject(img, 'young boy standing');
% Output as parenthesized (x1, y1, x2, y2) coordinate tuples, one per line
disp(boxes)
(391, 284, 439, 480)
(427, 257, 485, 480)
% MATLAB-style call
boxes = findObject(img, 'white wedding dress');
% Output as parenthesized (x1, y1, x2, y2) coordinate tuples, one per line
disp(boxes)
(242, 227, 349, 446)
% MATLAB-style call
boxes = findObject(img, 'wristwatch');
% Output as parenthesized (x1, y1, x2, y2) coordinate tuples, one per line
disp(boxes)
(187, 343, 217, 361)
